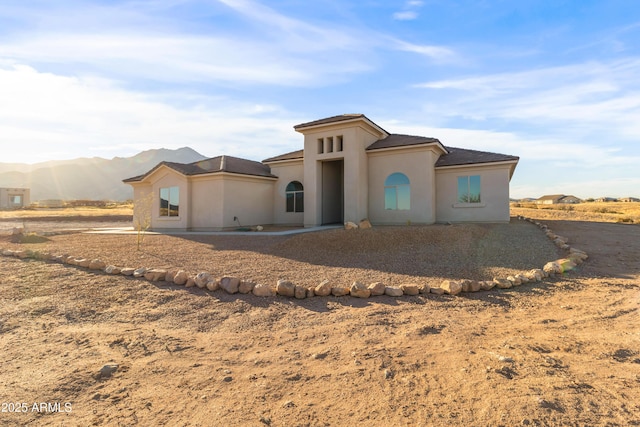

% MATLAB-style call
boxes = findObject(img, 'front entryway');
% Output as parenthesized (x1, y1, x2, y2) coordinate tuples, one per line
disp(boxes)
(321, 160, 344, 225)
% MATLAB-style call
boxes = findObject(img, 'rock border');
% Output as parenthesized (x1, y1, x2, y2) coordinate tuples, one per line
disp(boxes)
(1, 216, 588, 299)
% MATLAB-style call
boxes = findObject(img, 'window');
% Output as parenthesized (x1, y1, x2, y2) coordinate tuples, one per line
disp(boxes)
(317, 138, 324, 154)
(457, 175, 481, 203)
(10, 195, 22, 205)
(384, 173, 410, 210)
(336, 135, 343, 152)
(159, 186, 179, 217)
(286, 181, 304, 213)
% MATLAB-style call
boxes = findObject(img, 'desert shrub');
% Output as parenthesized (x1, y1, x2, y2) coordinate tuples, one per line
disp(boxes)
(12, 232, 50, 244)
(617, 217, 634, 224)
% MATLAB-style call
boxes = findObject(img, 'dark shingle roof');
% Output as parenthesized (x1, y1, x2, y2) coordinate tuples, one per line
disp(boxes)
(294, 114, 366, 129)
(123, 155, 276, 183)
(435, 147, 519, 167)
(366, 134, 444, 151)
(262, 149, 304, 163)
(293, 114, 389, 134)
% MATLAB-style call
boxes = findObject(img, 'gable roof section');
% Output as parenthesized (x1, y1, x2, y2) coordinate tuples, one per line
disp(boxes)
(294, 114, 389, 136)
(262, 149, 304, 163)
(123, 155, 276, 183)
(366, 134, 446, 152)
(435, 146, 519, 167)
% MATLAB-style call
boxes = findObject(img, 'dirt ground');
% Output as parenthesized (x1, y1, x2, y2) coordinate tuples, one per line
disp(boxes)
(0, 216, 639, 426)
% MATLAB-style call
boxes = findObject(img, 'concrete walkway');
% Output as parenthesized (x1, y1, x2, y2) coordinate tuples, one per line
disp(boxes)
(84, 225, 343, 236)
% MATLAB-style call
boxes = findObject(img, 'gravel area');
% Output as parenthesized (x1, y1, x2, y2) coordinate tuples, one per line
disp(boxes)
(1, 218, 560, 288)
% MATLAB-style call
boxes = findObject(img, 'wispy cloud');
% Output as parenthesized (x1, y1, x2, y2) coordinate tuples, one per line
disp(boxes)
(414, 58, 640, 145)
(0, 63, 301, 163)
(392, 0, 424, 21)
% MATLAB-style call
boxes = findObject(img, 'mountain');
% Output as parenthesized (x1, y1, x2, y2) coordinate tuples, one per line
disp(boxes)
(0, 147, 207, 201)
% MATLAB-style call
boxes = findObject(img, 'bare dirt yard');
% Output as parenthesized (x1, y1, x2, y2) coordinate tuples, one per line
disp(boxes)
(0, 212, 639, 426)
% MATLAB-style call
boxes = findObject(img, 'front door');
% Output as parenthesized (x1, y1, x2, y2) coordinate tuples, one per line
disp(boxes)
(321, 160, 344, 225)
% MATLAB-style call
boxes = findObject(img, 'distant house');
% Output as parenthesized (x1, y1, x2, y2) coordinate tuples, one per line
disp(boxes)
(619, 197, 640, 203)
(595, 197, 618, 202)
(0, 188, 30, 209)
(125, 114, 519, 231)
(535, 194, 581, 205)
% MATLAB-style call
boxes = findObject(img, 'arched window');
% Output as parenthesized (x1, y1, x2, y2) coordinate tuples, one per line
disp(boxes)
(286, 181, 304, 213)
(384, 173, 410, 210)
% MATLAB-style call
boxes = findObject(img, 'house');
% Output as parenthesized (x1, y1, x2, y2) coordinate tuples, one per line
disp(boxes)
(124, 114, 519, 231)
(0, 188, 30, 209)
(535, 194, 581, 205)
(595, 197, 618, 202)
(619, 197, 640, 203)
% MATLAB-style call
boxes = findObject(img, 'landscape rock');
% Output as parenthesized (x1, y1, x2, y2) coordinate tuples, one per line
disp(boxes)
(515, 274, 529, 284)
(294, 285, 307, 299)
(220, 276, 241, 294)
(493, 278, 512, 289)
(527, 269, 544, 282)
(419, 284, 432, 294)
(89, 259, 107, 270)
(194, 272, 213, 288)
(173, 270, 189, 286)
(331, 287, 350, 297)
(165, 268, 180, 283)
(120, 268, 135, 276)
(470, 280, 482, 292)
(314, 279, 332, 297)
(350, 281, 371, 298)
(507, 275, 522, 286)
(344, 221, 358, 230)
(480, 280, 496, 291)
(77, 258, 92, 268)
(133, 267, 147, 278)
(306, 288, 315, 298)
(104, 265, 121, 275)
(206, 280, 219, 291)
(384, 286, 404, 297)
(543, 262, 562, 275)
(253, 283, 274, 297)
(461, 279, 472, 293)
(358, 219, 372, 229)
(97, 364, 119, 379)
(368, 282, 386, 296)
(144, 269, 167, 281)
(440, 280, 462, 295)
(276, 280, 296, 297)
(238, 280, 255, 294)
(557, 258, 577, 273)
(400, 284, 420, 296)
(185, 277, 196, 288)
(430, 287, 445, 295)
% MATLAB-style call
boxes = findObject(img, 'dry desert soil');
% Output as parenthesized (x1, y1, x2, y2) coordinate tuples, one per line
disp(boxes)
(0, 215, 639, 426)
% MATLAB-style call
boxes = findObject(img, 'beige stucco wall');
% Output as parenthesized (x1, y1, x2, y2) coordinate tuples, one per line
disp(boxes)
(220, 174, 275, 230)
(0, 188, 30, 209)
(190, 176, 224, 230)
(435, 163, 514, 223)
(269, 160, 305, 225)
(300, 121, 385, 226)
(367, 147, 439, 225)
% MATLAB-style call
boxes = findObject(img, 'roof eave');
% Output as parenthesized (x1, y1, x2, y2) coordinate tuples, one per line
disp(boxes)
(294, 115, 389, 137)
(436, 158, 519, 175)
(366, 141, 448, 155)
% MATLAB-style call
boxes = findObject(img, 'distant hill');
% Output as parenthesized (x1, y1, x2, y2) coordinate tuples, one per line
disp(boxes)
(0, 147, 207, 201)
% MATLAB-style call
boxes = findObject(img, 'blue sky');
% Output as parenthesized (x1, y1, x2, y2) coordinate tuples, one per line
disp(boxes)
(1, 0, 639, 198)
